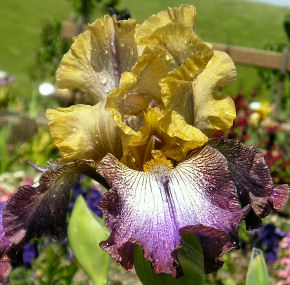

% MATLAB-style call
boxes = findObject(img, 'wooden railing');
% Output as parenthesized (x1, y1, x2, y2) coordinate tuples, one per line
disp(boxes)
(212, 43, 290, 71)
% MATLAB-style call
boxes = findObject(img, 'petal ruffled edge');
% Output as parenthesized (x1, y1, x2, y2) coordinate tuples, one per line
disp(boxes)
(97, 147, 249, 276)
(105, 48, 170, 137)
(209, 138, 289, 229)
(192, 51, 237, 135)
(136, 5, 197, 43)
(2, 159, 98, 248)
(46, 102, 122, 162)
(56, 15, 138, 104)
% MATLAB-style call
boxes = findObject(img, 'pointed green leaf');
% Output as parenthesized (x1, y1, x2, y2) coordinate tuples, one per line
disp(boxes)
(246, 248, 269, 285)
(134, 232, 205, 285)
(68, 195, 110, 285)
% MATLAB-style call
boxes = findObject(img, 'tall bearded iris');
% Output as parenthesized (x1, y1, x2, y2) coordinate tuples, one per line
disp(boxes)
(0, 5, 289, 281)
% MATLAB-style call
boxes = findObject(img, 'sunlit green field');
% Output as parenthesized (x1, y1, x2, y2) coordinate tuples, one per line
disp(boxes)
(0, 0, 289, 98)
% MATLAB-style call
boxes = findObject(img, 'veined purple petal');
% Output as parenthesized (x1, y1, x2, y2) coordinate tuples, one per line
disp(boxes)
(209, 138, 289, 230)
(0, 203, 12, 254)
(2, 159, 98, 249)
(178, 225, 238, 273)
(0, 202, 12, 282)
(97, 146, 249, 276)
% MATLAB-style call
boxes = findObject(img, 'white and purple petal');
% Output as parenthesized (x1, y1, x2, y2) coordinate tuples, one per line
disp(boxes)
(209, 138, 289, 230)
(97, 146, 249, 276)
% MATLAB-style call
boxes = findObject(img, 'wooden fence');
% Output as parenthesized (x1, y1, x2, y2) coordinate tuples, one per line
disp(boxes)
(212, 43, 290, 72)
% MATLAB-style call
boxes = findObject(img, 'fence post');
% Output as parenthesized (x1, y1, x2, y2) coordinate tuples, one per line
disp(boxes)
(273, 46, 288, 120)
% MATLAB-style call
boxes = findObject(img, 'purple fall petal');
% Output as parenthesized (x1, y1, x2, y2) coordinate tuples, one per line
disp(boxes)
(0, 203, 12, 254)
(179, 225, 238, 273)
(0, 256, 12, 284)
(209, 138, 289, 230)
(97, 146, 249, 276)
(2, 159, 98, 249)
(269, 185, 289, 211)
(0, 203, 12, 283)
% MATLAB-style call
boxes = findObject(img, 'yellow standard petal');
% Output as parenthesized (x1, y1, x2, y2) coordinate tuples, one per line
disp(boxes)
(46, 103, 122, 162)
(137, 21, 213, 84)
(106, 48, 170, 135)
(121, 108, 176, 169)
(136, 5, 197, 43)
(56, 15, 138, 104)
(160, 77, 196, 125)
(192, 51, 237, 135)
(121, 107, 208, 169)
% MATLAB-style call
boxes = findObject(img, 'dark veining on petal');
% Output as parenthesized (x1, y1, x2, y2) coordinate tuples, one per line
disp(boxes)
(159, 174, 179, 241)
(3, 160, 97, 247)
(209, 138, 289, 230)
(97, 150, 248, 276)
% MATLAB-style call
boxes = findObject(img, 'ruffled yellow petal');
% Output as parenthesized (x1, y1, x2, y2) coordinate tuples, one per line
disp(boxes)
(136, 5, 196, 43)
(121, 107, 208, 168)
(137, 21, 213, 85)
(46, 103, 121, 162)
(105, 72, 140, 136)
(161, 51, 236, 137)
(121, 108, 175, 169)
(56, 15, 138, 104)
(137, 23, 212, 69)
(160, 77, 195, 124)
(106, 48, 170, 135)
(131, 47, 170, 101)
(192, 51, 237, 135)
(165, 112, 208, 155)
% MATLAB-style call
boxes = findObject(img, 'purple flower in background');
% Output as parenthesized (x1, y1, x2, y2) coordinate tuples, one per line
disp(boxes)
(7, 76, 15, 84)
(22, 243, 38, 267)
(252, 223, 286, 263)
(0, 75, 15, 86)
(68, 180, 102, 217)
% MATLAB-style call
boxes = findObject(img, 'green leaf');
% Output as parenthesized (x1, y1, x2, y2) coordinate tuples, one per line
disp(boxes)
(68, 195, 110, 285)
(134, 232, 205, 285)
(245, 248, 269, 285)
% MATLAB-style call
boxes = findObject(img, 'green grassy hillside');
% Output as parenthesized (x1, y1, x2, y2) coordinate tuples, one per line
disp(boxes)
(0, 0, 70, 96)
(0, 0, 289, 98)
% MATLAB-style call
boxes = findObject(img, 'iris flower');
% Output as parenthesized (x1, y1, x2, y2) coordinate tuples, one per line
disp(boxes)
(0, 5, 289, 280)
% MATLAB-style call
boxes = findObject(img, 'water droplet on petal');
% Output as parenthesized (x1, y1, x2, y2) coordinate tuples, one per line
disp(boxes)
(101, 77, 107, 85)
(119, 39, 125, 47)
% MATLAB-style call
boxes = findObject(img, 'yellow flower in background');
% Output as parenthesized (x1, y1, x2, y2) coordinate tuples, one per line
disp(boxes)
(249, 100, 272, 127)
(258, 101, 272, 118)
